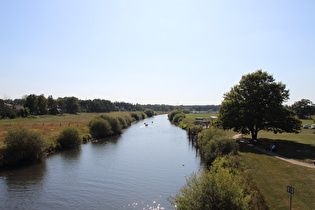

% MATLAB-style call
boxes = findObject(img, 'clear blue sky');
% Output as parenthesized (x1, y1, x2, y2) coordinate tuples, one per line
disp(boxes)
(1, 0, 314, 105)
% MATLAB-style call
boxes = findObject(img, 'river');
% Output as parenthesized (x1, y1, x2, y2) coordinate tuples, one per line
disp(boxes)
(0, 114, 201, 209)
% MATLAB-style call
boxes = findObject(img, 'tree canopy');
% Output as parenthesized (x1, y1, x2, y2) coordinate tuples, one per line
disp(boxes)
(217, 70, 301, 140)
(291, 99, 315, 119)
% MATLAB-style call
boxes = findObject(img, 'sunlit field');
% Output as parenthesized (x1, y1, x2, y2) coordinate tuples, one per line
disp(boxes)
(0, 112, 135, 147)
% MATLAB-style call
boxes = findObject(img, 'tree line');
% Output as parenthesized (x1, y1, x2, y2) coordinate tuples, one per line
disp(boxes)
(0, 95, 222, 119)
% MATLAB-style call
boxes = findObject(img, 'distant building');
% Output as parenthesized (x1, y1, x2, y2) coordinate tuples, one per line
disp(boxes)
(192, 111, 208, 114)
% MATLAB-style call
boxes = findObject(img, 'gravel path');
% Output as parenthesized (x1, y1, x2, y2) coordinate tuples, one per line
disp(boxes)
(232, 134, 315, 169)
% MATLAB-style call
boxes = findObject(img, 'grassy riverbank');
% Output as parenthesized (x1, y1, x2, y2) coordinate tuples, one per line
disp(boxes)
(0, 113, 98, 147)
(176, 113, 315, 209)
(0, 112, 144, 148)
(0, 111, 149, 169)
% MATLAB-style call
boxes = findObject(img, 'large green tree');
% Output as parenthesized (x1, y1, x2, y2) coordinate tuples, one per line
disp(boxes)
(217, 70, 301, 140)
(65, 97, 80, 114)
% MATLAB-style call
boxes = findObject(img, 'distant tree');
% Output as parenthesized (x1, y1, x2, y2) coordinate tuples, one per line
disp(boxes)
(217, 70, 301, 140)
(57, 97, 67, 112)
(24, 94, 39, 114)
(65, 97, 80, 114)
(79, 100, 91, 112)
(291, 99, 315, 119)
(38, 94, 48, 114)
(47, 95, 58, 115)
(144, 109, 155, 117)
(19, 107, 30, 118)
(0, 99, 5, 119)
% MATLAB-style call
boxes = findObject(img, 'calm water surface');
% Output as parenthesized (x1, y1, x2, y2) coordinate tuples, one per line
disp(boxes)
(0, 115, 201, 209)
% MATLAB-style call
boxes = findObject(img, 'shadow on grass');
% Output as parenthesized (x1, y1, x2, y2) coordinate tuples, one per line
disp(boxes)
(239, 138, 315, 162)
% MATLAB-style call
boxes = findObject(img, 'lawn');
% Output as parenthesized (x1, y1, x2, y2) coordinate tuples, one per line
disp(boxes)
(242, 118, 315, 164)
(240, 143, 315, 210)
(237, 118, 315, 209)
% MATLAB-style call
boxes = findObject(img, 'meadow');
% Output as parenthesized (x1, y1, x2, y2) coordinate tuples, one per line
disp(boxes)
(0, 112, 136, 148)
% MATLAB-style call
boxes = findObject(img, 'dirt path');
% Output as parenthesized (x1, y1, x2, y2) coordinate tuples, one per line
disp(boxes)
(232, 134, 315, 169)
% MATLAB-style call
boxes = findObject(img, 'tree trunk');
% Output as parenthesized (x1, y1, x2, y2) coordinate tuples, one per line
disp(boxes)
(251, 130, 258, 140)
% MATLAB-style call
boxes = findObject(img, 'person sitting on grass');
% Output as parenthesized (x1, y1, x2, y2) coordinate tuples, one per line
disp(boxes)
(270, 144, 276, 152)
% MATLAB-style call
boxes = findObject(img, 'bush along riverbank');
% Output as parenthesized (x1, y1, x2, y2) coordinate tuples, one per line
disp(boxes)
(168, 109, 268, 209)
(0, 111, 151, 170)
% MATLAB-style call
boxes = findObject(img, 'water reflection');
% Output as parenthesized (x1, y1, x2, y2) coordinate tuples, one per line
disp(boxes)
(0, 161, 46, 209)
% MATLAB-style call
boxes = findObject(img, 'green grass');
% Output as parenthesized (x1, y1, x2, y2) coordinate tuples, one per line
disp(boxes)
(240, 118, 315, 164)
(239, 143, 315, 210)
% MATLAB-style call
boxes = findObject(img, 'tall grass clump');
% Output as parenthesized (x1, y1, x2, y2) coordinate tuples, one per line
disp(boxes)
(2, 127, 46, 166)
(57, 127, 82, 150)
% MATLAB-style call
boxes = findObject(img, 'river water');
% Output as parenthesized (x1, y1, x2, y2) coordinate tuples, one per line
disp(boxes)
(0, 114, 201, 209)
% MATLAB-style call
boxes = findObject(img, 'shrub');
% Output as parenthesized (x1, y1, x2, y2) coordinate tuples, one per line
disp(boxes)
(122, 114, 134, 126)
(57, 127, 82, 150)
(187, 124, 203, 135)
(99, 114, 122, 135)
(140, 112, 147, 119)
(130, 112, 140, 121)
(197, 128, 226, 149)
(169, 156, 267, 210)
(172, 113, 185, 124)
(144, 109, 155, 117)
(89, 118, 112, 138)
(3, 127, 46, 166)
(202, 137, 239, 164)
(82, 134, 92, 142)
(197, 128, 239, 164)
(117, 116, 128, 129)
(168, 109, 183, 122)
(130, 112, 146, 121)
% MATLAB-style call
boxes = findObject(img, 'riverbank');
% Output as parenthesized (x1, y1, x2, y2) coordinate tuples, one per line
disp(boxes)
(0, 114, 201, 209)
(0, 111, 150, 170)
(169, 110, 315, 209)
